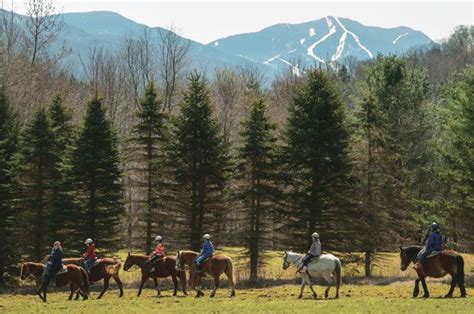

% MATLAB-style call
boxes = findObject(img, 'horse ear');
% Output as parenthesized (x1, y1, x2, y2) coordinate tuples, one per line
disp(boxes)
(399, 246, 403, 251)
(128, 251, 130, 256)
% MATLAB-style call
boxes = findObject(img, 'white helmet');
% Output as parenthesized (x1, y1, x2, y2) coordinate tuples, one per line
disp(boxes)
(311, 232, 319, 239)
(155, 235, 163, 241)
(203, 234, 211, 240)
(84, 238, 93, 244)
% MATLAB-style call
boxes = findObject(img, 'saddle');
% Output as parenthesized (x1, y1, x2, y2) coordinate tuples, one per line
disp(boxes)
(417, 249, 442, 260)
(56, 265, 68, 275)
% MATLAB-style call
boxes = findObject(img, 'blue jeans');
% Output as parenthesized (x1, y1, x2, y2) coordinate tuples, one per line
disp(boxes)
(418, 248, 432, 263)
(195, 255, 210, 269)
(83, 258, 96, 272)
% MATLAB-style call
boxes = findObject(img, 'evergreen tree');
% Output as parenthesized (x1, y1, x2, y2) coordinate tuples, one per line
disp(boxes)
(439, 66, 474, 245)
(18, 107, 57, 261)
(237, 98, 278, 281)
(284, 69, 355, 251)
(0, 88, 20, 285)
(169, 72, 228, 251)
(70, 95, 123, 254)
(48, 94, 76, 243)
(130, 81, 168, 254)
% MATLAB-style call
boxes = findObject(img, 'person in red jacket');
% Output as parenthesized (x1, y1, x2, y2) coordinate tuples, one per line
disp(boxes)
(147, 235, 165, 273)
(83, 238, 97, 273)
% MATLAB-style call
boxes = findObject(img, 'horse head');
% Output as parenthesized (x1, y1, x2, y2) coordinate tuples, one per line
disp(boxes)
(175, 251, 184, 271)
(282, 251, 290, 270)
(123, 252, 133, 271)
(400, 245, 423, 271)
(20, 263, 29, 280)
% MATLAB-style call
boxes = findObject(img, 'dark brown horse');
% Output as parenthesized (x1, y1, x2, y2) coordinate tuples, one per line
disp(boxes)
(123, 252, 187, 297)
(399, 246, 467, 298)
(176, 250, 236, 298)
(20, 262, 90, 302)
(62, 258, 123, 299)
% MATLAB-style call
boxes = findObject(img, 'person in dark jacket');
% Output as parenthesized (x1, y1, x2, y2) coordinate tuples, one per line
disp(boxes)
(43, 241, 64, 282)
(195, 234, 214, 273)
(414, 222, 443, 275)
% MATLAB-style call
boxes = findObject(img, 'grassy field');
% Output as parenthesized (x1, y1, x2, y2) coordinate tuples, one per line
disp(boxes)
(1, 248, 473, 313)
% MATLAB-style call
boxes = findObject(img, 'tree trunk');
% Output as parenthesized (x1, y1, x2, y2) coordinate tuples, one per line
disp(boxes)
(365, 250, 372, 277)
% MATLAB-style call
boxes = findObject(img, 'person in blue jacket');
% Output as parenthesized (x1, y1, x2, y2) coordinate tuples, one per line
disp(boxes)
(195, 234, 214, 273)
(414, 222, 443, 275)
(43, 241, 64, 284)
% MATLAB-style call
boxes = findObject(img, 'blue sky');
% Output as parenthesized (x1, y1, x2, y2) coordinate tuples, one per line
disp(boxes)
(9, 0, 473, 43)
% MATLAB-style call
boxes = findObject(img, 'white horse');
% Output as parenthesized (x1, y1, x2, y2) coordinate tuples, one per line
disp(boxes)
(282, 251, 342, 299)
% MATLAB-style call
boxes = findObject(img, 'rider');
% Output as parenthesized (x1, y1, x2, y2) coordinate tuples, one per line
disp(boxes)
(195, 234, 214, 274)
(148, 235, 165, 273)
(414, 222, 443, 275)
(83, 238, 97, 273)
(299, 232, 321, 273)
(43, 241, 64, 282)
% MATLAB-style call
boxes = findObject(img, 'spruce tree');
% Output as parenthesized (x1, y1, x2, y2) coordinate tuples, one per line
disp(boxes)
(130, 81, 168, 254)
(0, 88, 20, 285)
(49, 94, 76, 243)
(284, 69, 355, 251)
(169, 72, 228, 251)
(237, 98, 278, 281)
(70, 95, 123, 254)
(18, 107, 57, 261)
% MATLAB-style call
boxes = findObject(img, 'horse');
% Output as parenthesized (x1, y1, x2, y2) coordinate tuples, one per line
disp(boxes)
(62, 257, 123, 299)
(123, 252, 187, 297)
(282, 251, 342, 299)
(399, 245, 466, 298)
(175, 250, 236, 298)
(20, 262, 90, 302)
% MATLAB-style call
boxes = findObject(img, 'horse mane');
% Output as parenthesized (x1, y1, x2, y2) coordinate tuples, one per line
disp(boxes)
(178, 250, 199, 255)
(403, 245, 423, 259)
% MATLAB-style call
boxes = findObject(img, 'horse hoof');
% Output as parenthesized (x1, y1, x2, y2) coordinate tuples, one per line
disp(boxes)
(423, 294, 429, 299)
(298, 295, 302, 299)
(210, 294, 215, 298)
(444, 294, 453, 298)
(460, 294, 466, 298)
(313, 294, 317, 300)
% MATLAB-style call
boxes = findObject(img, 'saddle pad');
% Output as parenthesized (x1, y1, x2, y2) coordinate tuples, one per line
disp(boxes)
(427, 251, 442, 258)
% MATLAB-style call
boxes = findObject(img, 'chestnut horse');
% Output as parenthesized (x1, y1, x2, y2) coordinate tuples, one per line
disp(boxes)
(62, 258, 123, 299)
(123, 253, 187, 297)
(20, 262, 89, 302)
(175, 250, 236, 298)
(400, 246, 467, 298)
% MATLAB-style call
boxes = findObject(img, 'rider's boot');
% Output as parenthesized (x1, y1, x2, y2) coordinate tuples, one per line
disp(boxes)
(299, 266, 307, 273)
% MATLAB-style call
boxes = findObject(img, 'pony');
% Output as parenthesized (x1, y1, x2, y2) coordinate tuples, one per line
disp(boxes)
(399, 245, 466, 298)
(20, 262, 89, 302)
(175, 250, 236, 298)
(62, 257, 123, 299)
(282, 251, 342, 299)
(123, 252, 187, 297)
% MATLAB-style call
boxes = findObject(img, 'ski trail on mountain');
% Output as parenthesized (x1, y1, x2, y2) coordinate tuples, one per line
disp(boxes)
(263, 54, 281, 65)
(307, 16, 336, 63)
(392, 32, 408, 44)
(278, 58, 300, 76)
(333, 16, 373, 59)
(332, 31, 347, 62)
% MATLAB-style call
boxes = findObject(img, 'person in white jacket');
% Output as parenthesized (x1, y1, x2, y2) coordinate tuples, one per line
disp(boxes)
(299, 232, 321, 273)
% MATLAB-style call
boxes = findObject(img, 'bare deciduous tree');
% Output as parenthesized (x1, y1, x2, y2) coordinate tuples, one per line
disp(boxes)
(157, 26, 190, 112)
(25, 0, 63, 66)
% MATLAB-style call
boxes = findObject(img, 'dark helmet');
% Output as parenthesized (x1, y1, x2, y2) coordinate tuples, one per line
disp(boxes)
(430, 222, 439, 231)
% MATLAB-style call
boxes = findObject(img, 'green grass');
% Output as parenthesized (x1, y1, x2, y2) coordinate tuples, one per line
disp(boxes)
(0, 283, 471, 313)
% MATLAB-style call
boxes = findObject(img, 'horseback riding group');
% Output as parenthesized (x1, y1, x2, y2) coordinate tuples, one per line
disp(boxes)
(20, 222, 466, 302)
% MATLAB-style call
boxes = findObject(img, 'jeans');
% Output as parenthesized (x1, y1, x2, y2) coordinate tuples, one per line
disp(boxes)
(417, 248, 432, 263)
(195, 255, 210, 269)
(83, 258, 96, 272)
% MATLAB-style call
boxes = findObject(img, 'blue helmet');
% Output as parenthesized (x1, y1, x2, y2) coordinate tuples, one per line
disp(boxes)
(430, 222, 439, 230)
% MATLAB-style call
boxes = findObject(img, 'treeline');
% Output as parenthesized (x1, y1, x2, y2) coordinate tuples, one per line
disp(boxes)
(1, 2, 473, 285)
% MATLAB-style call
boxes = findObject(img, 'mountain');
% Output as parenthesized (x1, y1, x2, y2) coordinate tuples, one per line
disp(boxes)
(4, 10, 434, 79)
(208, 16, 434, 75)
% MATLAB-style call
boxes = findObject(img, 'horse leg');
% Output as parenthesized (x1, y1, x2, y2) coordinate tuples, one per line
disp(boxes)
(179, 271, 188, 296)
(97, 277, 110, 299)
(137, 275, 147, 297)
(194, 275, 204, 298)
(171, 274, 178, 296)
(113, 274, 124, 298)
(153, 277, 161, 297)
(323, 275, 333, 299)
(412, 279, 420, 298)
(421, 278, 429, 298)
(445, 274, 456, 298)
(69, 284, 75, 300)
(298, 278, 306, 299)
(210, 275, 219, 298)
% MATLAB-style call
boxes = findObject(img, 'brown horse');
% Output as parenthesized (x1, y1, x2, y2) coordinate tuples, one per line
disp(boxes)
(20, 262, 90, 302)
(175, 250, 236, 298)
(400, 246, 467, 298)
(123, 252, 187, 297)
(62, 258, 123, 299)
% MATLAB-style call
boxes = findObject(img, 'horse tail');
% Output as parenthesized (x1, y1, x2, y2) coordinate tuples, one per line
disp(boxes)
(79, 266, 90, 295)
(334, 257, 342, 297)
(225, 257, 236, 296)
